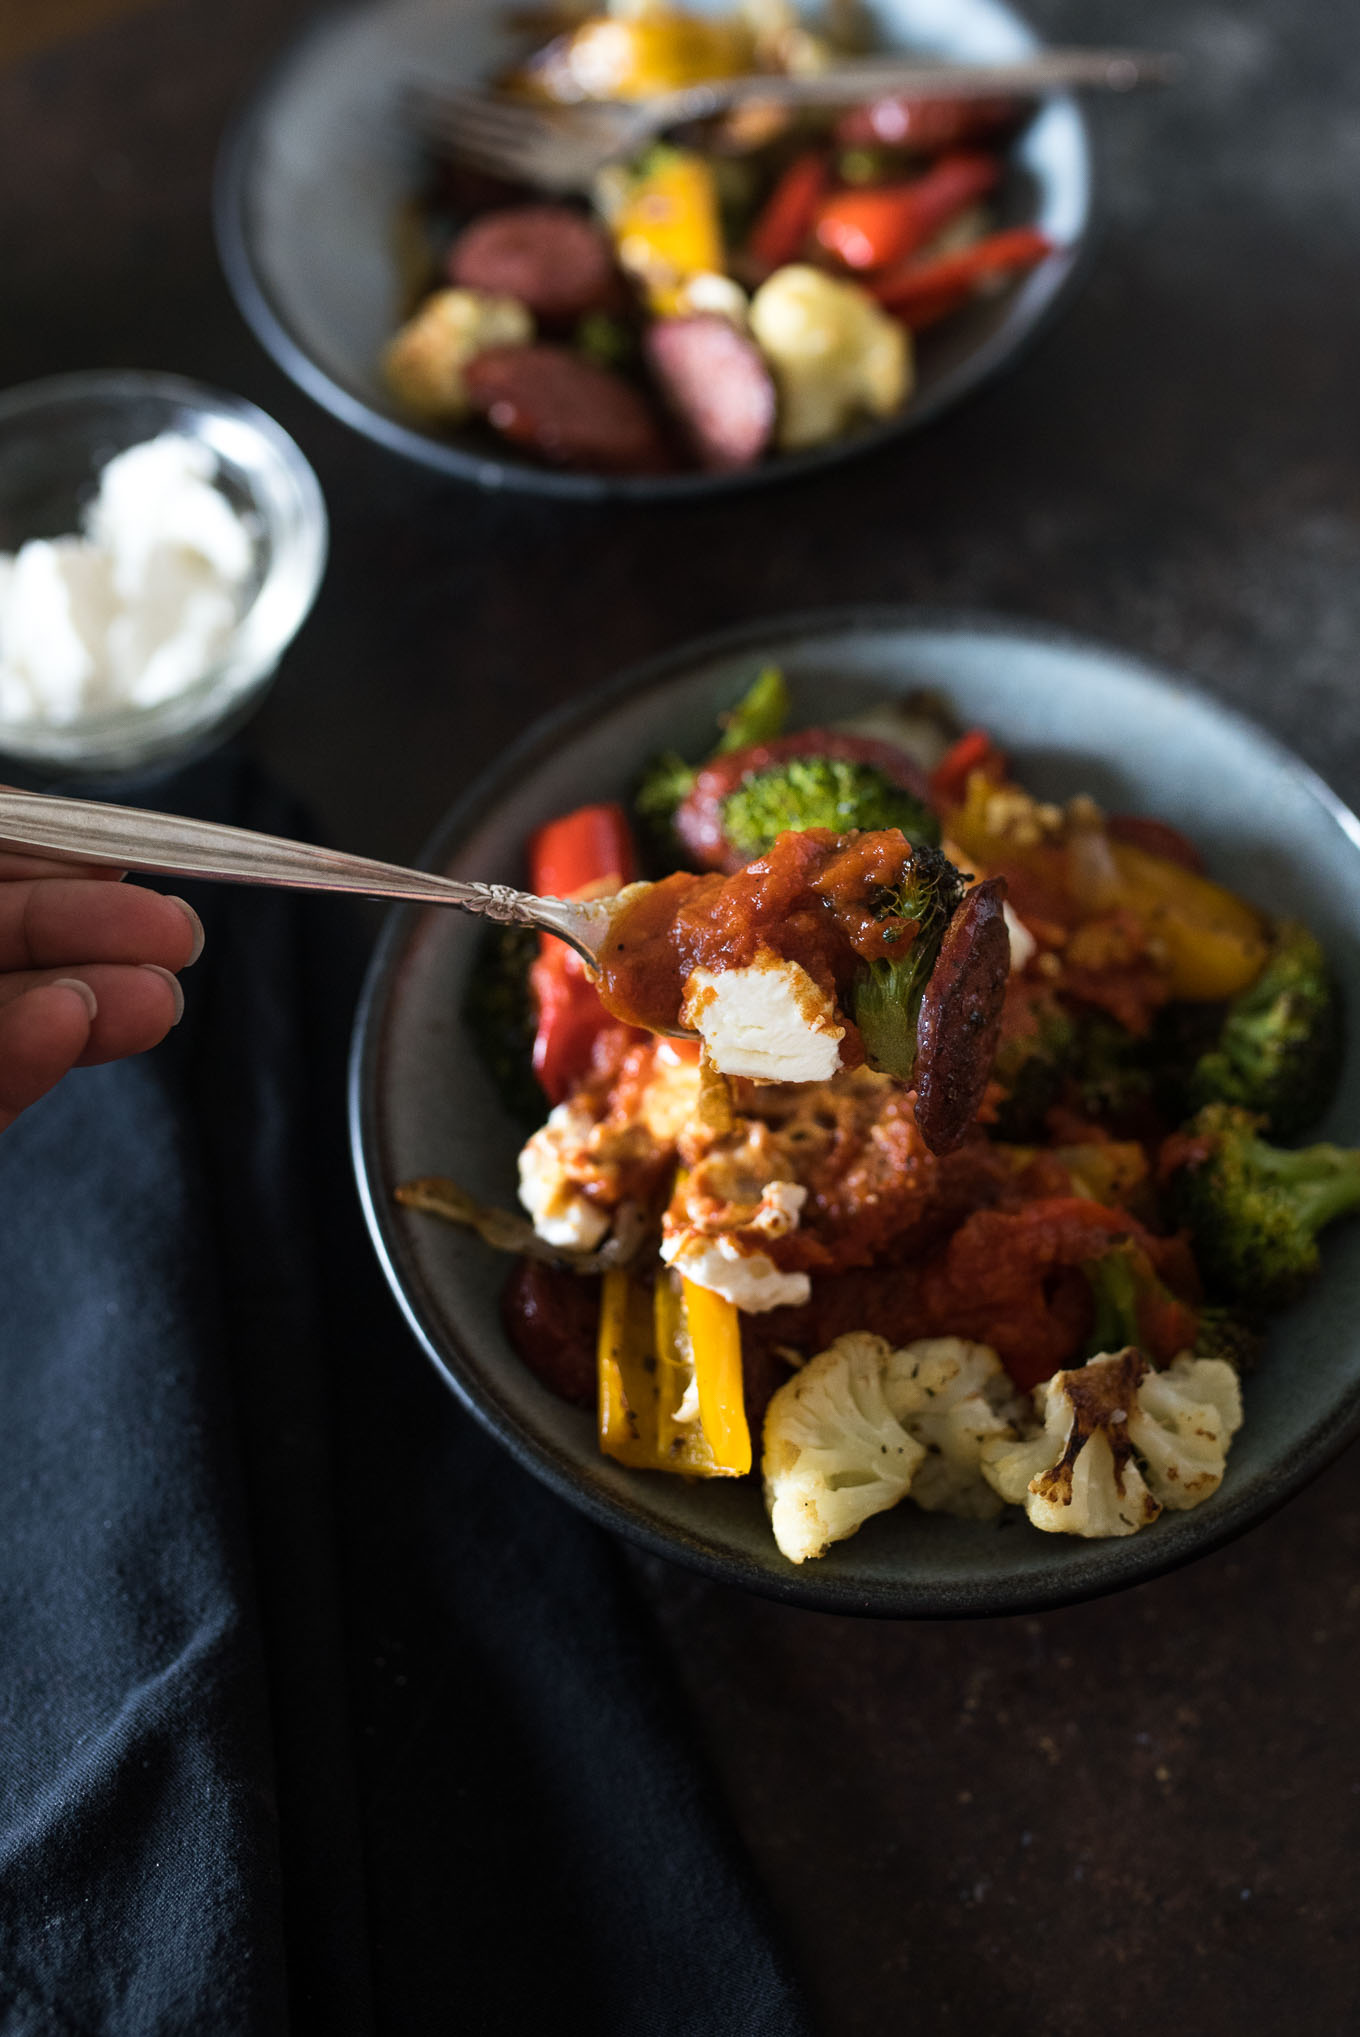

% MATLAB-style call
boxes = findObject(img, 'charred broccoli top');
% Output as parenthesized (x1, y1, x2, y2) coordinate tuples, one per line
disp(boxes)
(851, 844, 966, 1082)
(721, 756, 940, 861)
(1188, 921, 1343, 1138)
(635, 666, 789, 852)
(1167, 1102, 1360, 1308)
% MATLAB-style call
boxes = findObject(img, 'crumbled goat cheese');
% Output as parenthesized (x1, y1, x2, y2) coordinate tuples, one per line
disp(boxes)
(518, 1105, 612, 1251)
(0, 434, 255, 727)
(660, 1230, 810, 1312)
(681, 956, 844, 1083)
(1003, 902, 1037, 974)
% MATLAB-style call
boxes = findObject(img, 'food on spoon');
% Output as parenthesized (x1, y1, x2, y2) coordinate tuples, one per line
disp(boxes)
(384, 8, 1059, 476)
(591, 828, 1000, 1135)
(463, 343, 671, 472)
(401, 674, 1360, 1563)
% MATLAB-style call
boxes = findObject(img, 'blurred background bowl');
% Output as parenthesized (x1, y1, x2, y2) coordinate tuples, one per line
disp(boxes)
(0, 370, 327, 780)
(216, 0, 1093, 502)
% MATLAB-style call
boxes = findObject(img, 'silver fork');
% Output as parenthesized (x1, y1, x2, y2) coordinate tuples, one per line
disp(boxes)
(406, 48, 1180, 192)
(0, 788, 624, 970)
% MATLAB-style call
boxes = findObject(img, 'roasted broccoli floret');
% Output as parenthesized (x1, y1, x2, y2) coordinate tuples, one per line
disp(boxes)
(851, 845, 966, 1081)
(1188, 921, 1343, 1138)
(462, 923, 544, 1126)
(1192, 1304, 1264, 1374)
(634, 666, 789, 855)
(1168, 1102, 1360, 1308)
(991, 1006, 1154, 1142)
(714, 664, 788, 755)
(721, 755, 940, 861)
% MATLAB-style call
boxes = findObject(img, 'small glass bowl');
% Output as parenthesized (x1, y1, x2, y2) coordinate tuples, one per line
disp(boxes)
(0, 370, 327, 779)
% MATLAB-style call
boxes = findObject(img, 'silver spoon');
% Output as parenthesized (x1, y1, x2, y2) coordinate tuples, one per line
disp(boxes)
(0, 787, 622, 967)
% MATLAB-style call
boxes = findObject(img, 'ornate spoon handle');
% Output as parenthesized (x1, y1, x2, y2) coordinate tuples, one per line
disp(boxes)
(0, 789, 613, 958)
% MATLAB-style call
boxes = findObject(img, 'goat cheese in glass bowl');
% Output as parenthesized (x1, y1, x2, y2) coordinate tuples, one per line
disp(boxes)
(0, 371, 327, 778)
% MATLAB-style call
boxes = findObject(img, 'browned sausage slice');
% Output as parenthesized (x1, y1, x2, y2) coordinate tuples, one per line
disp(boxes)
(645, 315, 776, 471)
(501, 1257, 600, 1407)
(834, 94, 1024, 152)
(465, 345, 671, 474)
(913, 876, 1010, 1155)
(448, 204, 618, 322)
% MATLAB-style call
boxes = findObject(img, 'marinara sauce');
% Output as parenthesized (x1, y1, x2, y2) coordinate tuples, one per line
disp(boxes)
(595, 828, 926, 1032)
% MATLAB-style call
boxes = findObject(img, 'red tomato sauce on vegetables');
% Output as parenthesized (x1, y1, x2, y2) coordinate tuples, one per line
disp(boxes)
(596, 827, 924, 1032)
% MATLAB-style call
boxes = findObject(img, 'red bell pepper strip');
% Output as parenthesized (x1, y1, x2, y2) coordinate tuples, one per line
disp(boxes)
(527, 802, 638, 1104)
(747, 151, 829, 273)
(813, 151, 1000, 271)
(929, 727, 1008, 809)
(870, 225, 1051, 321)
(529, 801, 635, 899)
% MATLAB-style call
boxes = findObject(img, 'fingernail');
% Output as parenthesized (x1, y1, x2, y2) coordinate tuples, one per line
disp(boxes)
(52, 976, 98, 1022)
(166, 895, 205, 965)
(141, 963, 185, 1026)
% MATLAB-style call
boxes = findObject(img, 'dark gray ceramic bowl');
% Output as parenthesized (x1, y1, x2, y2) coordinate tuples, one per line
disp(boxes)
(217, 0, 1091, 502)
(351, 611, 1360, 1614)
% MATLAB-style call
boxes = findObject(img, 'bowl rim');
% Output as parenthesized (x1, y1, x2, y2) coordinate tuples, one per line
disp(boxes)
(350, 606, 1360, 1616)
(0, 367, 328, 770)
(215, 0, 1095, 504)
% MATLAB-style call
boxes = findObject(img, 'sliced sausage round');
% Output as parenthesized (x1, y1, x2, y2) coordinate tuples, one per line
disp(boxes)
(913, 876, 1010, 1156)
(448, 203, 619, 322)
(645, 315, 777, 471)
(501, 1257, 599, 1408)
(834, 94, 1024, 153)
(675, 729, 935, 869)
(465, 345, 671, 474)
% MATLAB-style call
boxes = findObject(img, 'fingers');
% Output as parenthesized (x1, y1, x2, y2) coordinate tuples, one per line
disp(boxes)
(0, 980, 97, 1132)
(0, 961, 184, 1065)
(0, 878, 202, 974)
(0, 850, 127, 883)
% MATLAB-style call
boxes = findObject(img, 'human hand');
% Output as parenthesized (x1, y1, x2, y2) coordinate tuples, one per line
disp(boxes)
(0, 849, 204, 1134)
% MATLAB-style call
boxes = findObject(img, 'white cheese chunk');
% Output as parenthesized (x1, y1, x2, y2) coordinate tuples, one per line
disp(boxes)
(660, 1230, 810, 1313)
(1003, 902, 1037, 974)
(681, 956, 843, 1084)
(517, 1106, 611, 1252)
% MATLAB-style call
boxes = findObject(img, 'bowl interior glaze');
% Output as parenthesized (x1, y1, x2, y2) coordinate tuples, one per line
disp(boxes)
(352, 612, 1360, 1614)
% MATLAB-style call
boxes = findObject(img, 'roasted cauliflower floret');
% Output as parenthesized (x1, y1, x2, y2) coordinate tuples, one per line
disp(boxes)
(981, 1347, 1243, 1537)
(383, 289, 534, 422)
(1127, 1354, 1243, 1510)
(883, 1338, 1025, 1519)
(762, 1332, 924, 1563)
(748, 265, 912, 451)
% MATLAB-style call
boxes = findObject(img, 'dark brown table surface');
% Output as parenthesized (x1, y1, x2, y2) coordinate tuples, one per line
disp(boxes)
(5, 1, 1360, 2029)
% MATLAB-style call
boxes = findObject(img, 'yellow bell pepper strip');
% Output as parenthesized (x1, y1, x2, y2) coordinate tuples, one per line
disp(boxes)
(681, 1276, 752, 1475)
(946, 771, 1269, 1003)
(608, 148, 725, 317)
(524, 15, 755, 104)
(1104, 842, 1269, 1001)
(598, 1267, 661, 1469)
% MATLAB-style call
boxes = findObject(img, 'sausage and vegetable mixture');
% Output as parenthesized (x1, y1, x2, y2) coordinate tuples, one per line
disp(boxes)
(383, 2, 1054, 475)
(400, 671, 1360, 1563)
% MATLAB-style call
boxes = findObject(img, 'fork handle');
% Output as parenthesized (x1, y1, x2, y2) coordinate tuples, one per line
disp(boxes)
(662, 47, 1182, 117)
(0, 788, 597, 944)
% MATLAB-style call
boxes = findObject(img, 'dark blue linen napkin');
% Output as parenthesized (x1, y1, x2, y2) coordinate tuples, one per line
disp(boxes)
(0, 754, 810, 2037)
